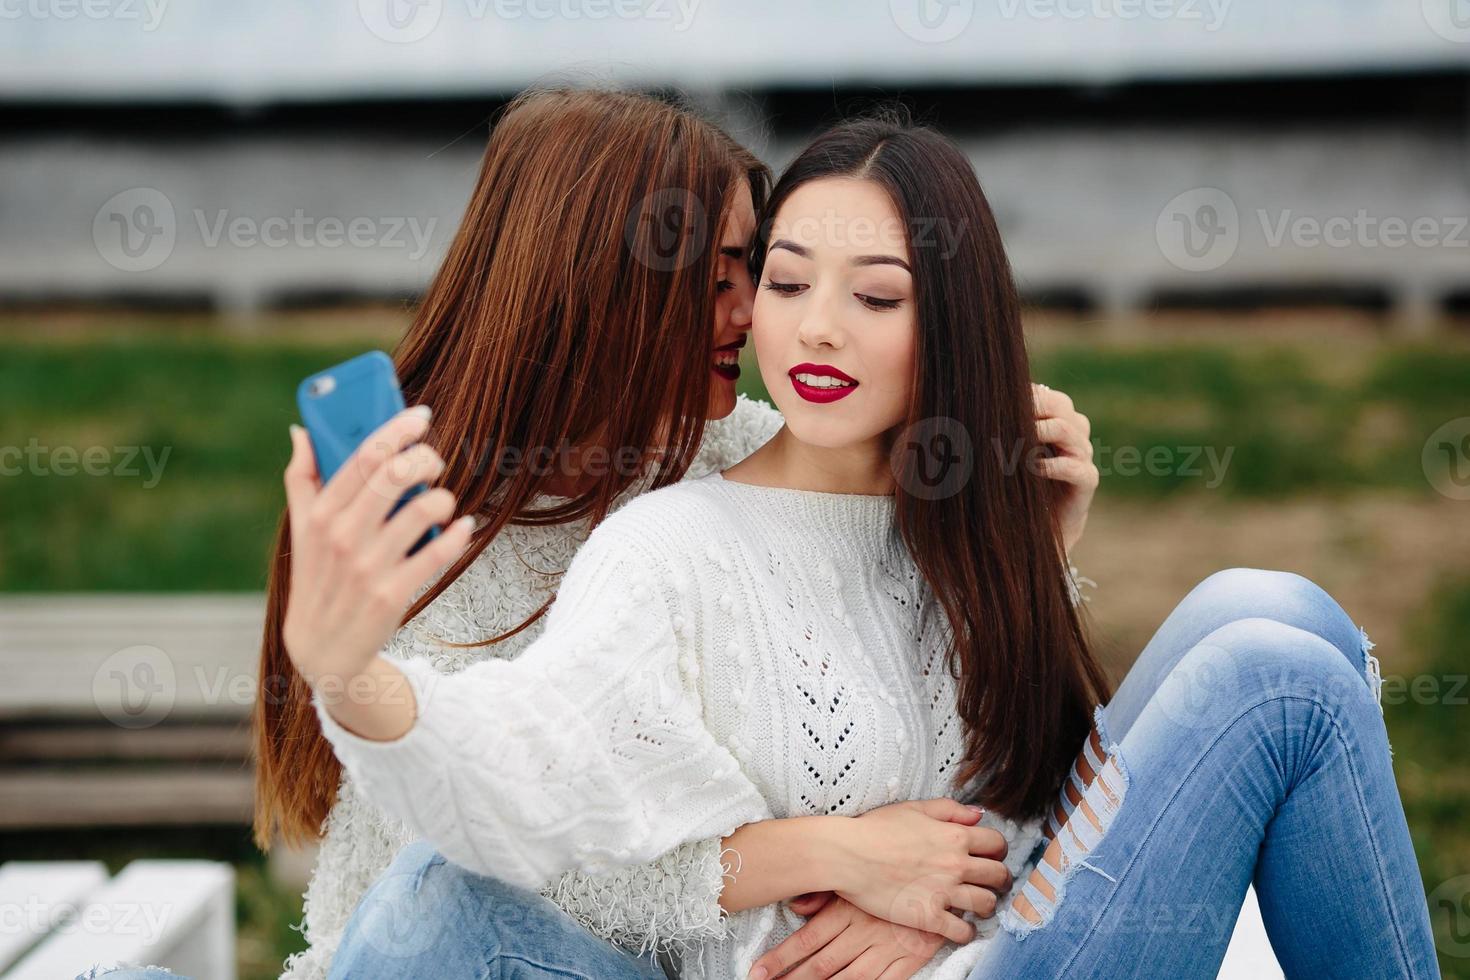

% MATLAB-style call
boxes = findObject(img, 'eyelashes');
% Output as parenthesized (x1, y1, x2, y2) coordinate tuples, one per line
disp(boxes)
(762, 281, 904, 312)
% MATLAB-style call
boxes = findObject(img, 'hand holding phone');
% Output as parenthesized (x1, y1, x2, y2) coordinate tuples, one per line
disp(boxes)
(280, 352, 476, 705)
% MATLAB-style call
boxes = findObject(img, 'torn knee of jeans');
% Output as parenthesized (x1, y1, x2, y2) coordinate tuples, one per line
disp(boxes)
(1004, 750, 1129, 938)
(1045, 727, 1108, 843)
(1359, 626, 1384, 713)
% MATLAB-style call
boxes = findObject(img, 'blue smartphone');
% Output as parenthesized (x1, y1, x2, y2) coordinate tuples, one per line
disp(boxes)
(297, 350, 440, 556)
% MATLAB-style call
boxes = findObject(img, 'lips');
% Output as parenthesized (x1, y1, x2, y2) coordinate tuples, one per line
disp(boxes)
(713, 337, 744, 382)
(789, 362, 858, 404)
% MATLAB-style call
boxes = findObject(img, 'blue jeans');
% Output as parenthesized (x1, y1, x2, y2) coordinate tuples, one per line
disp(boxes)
(974, 567, 1437, 978)
(327, 568, 1438, 979)
(326, 844, 668, 980)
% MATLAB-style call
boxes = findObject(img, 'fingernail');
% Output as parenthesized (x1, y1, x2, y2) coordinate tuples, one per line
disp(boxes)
(966, 805, 985, 815)
(289, 423, 304, 440)
(748, 969, 768, 980)
(456, 515, 476, 531)
(407, 404, 433, 421)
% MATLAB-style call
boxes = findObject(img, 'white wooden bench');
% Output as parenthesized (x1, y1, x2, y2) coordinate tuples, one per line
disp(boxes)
(0, 863, 232, 975)
(0, 595, 262, 829)
(0, 860, 234, 980)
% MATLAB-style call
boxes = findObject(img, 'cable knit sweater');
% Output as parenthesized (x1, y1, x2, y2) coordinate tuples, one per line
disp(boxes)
(280, 395, 786, 980)
(315, 468, 1060, 980)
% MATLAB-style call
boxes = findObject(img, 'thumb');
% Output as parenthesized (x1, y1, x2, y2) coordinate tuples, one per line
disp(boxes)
(916, 797, 984, 825)
(787, 891, 832, 917)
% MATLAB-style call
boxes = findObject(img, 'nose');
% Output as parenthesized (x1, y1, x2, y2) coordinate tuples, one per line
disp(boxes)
(729, 275, 754, 332)
(796, 289, 843, 350)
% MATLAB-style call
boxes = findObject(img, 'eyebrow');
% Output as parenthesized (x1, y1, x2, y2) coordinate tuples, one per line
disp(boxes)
(769, 238, 911, 273)
(719, 245, 745, 259)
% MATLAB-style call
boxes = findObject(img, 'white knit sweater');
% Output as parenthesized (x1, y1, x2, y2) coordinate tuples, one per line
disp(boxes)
(315, 461, 1052, 979)
(281, 395, 786, 980)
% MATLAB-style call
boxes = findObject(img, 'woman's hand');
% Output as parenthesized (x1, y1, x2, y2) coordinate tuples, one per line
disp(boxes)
(1032, 382, 1098, 554)
(281, 407, 475, 701)
(826, 799, 1011, 946)
(747, 894, 946, 980)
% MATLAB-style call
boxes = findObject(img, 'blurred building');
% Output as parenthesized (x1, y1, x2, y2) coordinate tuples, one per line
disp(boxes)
(1, 0, 1467, 327)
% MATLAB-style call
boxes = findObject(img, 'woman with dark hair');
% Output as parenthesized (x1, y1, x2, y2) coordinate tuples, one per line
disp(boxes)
(254, 89, 1103, 980)
(285, 112, 1437, 979)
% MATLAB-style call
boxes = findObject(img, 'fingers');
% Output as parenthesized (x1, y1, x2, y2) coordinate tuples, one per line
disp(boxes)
(1035, 415, 1093, 457)
(317, 405, 434, 516)
(1037, 454, 1100, 490)
(367, 486, 457, 565)
(874, 958, 927, 980)
(750, 902, 851, 980)
(789, 891, 834, 917)
(783, 926, 868, 980)
(338, 442, 447, 551)
(965, 825, 1007, 860)
(950, 883, 1001, 919)
(927, 908, 976, 946)
(1031, 382, 1074, 419)
(964, 857, 1013, 894)
(914, 798, 983, 825)
(828, 946, 899, 980)
(284, 424, 321, 523)
(387, 511, 477, 597)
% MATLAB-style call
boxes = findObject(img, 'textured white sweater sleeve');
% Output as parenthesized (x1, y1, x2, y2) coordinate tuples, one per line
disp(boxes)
(314, 525, 772, 892)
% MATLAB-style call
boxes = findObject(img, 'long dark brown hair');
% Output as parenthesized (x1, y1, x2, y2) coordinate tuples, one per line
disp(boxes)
(751, 112, 1109, 821)
(253, 87, 770, 850)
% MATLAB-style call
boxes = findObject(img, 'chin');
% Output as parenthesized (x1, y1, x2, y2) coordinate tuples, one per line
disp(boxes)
(705, 386, 738, 421)
(780, 414, 865, 449)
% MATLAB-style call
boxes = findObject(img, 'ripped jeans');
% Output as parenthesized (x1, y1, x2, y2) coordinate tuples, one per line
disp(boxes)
(973, 567, 1439, 979)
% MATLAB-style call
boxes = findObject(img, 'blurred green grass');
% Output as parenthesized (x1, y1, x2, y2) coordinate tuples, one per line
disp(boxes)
(1387, 576, 1470, 972)
(4, 332, 1470, 591)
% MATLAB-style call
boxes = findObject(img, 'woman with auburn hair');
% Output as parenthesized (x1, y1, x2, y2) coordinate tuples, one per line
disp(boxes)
(256, 90, 1104, 979)
(289, 111, 1434, 980)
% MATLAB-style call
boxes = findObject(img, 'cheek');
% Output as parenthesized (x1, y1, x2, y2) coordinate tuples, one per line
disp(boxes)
(865, 325, 917, 415)
(751, 293, 786, 355)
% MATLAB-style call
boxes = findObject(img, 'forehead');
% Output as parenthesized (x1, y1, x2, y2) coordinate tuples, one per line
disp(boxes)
(769, 178, 905, 254)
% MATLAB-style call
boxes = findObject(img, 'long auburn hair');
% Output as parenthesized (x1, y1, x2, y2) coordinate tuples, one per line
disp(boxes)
(750, 113, 1110, 821)
(253, 87, 770, 850)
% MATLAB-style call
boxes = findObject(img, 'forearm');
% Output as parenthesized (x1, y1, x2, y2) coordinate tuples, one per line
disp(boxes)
(317, 654, 417, 741)
(717, 815, 853, 914)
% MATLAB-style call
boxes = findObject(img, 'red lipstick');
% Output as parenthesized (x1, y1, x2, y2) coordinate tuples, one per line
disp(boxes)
(713, 337, 745, 382)
(789, 362, 858, 404)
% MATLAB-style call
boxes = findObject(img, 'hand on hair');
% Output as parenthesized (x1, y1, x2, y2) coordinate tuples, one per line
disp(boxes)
(1032, 382, 1098, 555)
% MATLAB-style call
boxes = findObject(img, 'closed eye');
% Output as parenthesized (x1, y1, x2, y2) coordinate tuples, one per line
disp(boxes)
(762, 281, 806, 296)
(857, 294, 903, 311)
